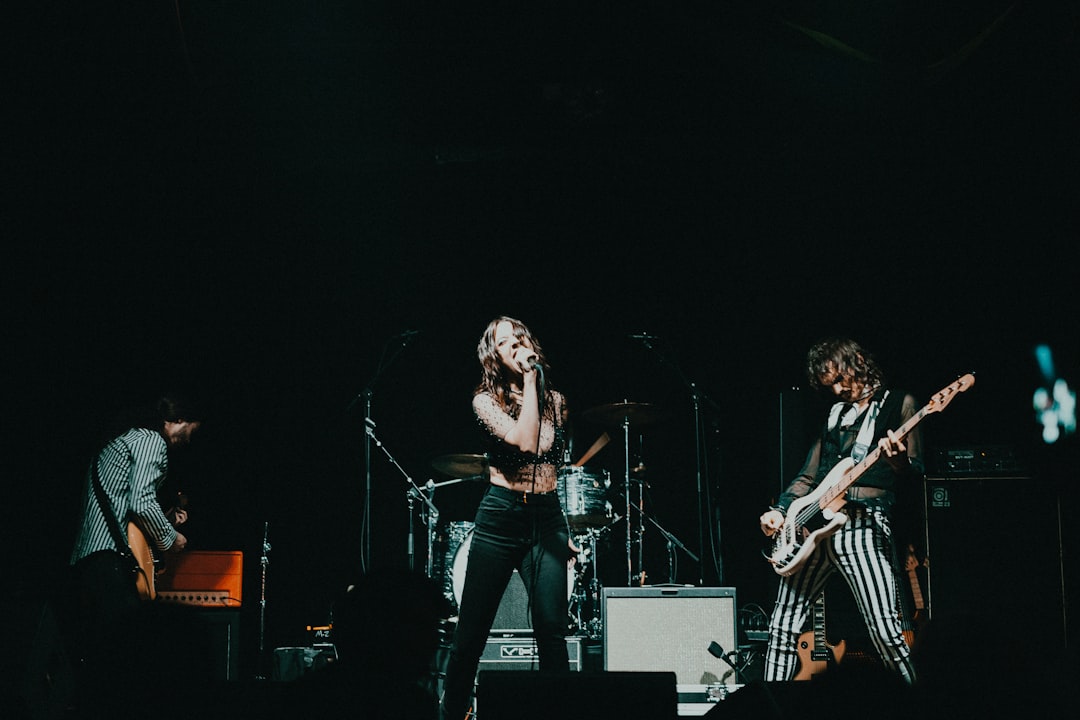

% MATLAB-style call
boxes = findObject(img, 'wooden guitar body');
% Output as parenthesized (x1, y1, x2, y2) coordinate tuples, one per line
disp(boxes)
(794, 592, 846, 680)
(794, 632, 847, 680)
(127, 521, 158, 601)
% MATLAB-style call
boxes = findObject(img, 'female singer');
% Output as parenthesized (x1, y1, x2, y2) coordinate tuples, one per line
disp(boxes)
(439, 316, 572, 720)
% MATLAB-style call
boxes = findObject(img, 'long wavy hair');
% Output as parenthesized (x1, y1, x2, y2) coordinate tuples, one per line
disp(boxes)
(805, 337, 884, 391)
(475, 315, 556, 418)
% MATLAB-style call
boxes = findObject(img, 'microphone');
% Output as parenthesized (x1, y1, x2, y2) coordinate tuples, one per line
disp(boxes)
(629, 333, 658, 340)
(522, 353, 542, 373)
(708, 641, 738, 661)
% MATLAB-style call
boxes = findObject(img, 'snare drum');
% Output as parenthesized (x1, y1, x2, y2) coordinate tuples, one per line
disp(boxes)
(557, 466, 612, 530)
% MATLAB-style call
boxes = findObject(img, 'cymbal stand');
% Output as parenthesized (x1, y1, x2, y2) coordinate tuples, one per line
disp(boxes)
(620, 414, 632, 585)
(618, 412, 647, 587)
(584, 514, 621, 638)
(365, 420, 438, 572)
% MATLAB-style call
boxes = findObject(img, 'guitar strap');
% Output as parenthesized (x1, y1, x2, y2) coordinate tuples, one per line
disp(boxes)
(88, 443, 137, 563)
(828, 391, 890, 463)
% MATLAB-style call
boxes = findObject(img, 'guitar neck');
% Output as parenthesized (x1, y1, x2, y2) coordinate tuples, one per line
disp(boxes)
(812, 594, 827, 648)
(817, 403, 930, 509)
(908, 568, 925, 610)
(817, 374, 975, 510)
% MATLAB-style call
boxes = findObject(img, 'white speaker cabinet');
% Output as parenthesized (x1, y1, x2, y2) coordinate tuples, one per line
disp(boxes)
(603, 586, 738, 686)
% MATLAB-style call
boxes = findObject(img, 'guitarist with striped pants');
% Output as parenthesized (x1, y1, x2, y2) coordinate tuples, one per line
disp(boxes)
(759, 338, 922, 687)
(64, 392, 203, 713)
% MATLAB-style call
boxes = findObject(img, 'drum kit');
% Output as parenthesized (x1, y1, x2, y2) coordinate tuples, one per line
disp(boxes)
(421, 400, 693, 638)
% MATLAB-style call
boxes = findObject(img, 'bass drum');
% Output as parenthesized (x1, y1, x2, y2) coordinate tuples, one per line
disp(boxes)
(451, 527, 575, 614)
(433, 521, 475, 615)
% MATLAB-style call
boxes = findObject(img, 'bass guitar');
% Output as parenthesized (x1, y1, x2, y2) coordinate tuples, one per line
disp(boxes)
(766, 374, 974, 577)
(794, 591, 846, 680)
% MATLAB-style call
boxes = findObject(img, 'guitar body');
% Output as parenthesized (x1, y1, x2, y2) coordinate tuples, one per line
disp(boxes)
(794, 592, 846, 680)
(901, 544, 929, 647)
(127, 521, 158, 601)
(767, 458, 853, 576)
(794, 632, 847, 680)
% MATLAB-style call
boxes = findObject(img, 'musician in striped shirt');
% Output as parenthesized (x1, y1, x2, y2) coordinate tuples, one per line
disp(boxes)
(65, 392, 203, 711)
(759, 338, 921, 686)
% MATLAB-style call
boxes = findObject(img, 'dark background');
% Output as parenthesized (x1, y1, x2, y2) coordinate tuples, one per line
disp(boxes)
(5, 1, 1078, 681)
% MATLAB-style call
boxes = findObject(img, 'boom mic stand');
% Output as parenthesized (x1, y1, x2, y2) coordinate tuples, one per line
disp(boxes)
(630, 334, 723, 585)
(347, 329, 420, 573)
(629, 502, 699, 584)
(365, 418, 438, 572)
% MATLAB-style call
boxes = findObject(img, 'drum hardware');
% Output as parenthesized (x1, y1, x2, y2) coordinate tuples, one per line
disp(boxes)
(569, 520, 620, 639)
(582, 400, 665, 586)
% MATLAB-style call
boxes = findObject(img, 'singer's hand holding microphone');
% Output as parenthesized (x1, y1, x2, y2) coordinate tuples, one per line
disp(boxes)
(516, 348, 542, 375)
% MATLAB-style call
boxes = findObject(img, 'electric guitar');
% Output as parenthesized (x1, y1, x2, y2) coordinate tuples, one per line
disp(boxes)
(127, 493, 188, 601)
(127, 521, 160, 600)
(766, 374, 975, 577)
(794, 592, 846, 680)
(902, 543, 929, 647)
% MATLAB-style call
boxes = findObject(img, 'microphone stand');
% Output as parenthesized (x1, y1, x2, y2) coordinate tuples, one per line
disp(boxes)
(255, 521, 271, 680)
(630, 334, 723, 586)
(707, 641, 753, 685)
(365, 419, 438, 572)
(629, 502, 699, 584)
(347, 330, 420, 573)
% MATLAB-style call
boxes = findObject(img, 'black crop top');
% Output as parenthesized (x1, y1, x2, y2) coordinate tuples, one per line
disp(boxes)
(473, 390, 567, 483)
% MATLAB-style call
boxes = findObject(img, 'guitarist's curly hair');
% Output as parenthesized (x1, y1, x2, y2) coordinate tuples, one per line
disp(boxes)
(806, 337, 884, 391)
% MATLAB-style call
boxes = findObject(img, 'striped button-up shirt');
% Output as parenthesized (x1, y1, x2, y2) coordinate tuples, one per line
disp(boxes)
(70, 427, 177, 564)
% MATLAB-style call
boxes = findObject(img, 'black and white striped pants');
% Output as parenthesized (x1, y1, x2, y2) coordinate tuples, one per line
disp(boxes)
(764, 505, 916, 684)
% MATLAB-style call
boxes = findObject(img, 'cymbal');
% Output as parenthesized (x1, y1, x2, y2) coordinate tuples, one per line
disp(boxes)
(581, 402, 666, 428)
(431, 453, 489, 479)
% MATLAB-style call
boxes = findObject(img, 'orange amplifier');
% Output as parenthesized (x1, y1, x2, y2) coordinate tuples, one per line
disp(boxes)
(156, 550, 243, 607)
